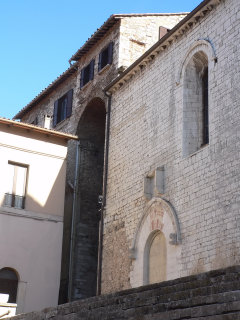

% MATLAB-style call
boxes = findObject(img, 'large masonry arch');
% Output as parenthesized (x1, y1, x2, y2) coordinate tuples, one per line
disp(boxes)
(71, 97, 106, 300)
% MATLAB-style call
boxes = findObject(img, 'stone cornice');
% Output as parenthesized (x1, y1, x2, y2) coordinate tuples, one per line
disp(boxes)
(105, 0, 222, 94)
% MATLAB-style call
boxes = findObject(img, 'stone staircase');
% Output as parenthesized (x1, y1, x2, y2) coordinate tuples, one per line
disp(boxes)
(12, 266, 240, 320)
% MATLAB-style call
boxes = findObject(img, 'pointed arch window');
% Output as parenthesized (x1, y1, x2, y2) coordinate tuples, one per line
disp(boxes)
(183, 51, 209, 156)
(202, 67, 209, 145)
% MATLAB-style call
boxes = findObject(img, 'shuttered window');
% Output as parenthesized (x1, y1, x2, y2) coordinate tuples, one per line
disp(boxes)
(53, 89, 73, 127)
(80, 60, 95, 88)
(98, 42, 113, 72)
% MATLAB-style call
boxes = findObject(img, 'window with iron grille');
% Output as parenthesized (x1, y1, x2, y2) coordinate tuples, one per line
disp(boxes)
(5, 162, 28, 209)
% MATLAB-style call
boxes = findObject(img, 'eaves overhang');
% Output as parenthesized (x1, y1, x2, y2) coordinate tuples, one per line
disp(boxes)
(69, 15, 121, 62)
(0, 117, 78, 141)
(104, 0, 221, 94)
(13, 63, 78, 120)
(69, 13, 188, 63)
(14, 13, 189, 120)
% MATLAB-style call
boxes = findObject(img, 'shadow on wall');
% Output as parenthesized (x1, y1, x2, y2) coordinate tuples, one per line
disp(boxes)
(26, 160, 66, 216)
(1, 160, 66, 217)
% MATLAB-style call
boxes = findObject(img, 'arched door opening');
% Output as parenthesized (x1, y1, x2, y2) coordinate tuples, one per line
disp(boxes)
(0, 268, 18, 303)
(144, 231, 167, 285)
(72, 97, 106, 300)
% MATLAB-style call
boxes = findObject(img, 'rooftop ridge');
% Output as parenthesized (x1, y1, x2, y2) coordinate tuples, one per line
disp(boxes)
(13, 63, 78, 120)
(69, 12, 188, 62)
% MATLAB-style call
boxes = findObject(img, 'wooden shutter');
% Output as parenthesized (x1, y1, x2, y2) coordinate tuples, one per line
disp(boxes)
(107, 42, 113, 65)
(53, 100, 58, 127)
(90, 59, 95, 81)
(98, 51, 102, 72)
(80, 68, 85, 88)
(66, 89, 73, 118)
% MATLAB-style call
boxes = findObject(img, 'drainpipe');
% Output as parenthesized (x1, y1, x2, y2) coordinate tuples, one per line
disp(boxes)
(68, 139, 80, 302)
(96, 91, 112, 296)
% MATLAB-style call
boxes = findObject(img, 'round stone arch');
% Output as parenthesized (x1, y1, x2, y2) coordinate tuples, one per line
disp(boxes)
(176, 39, 217, 86)
(129, 197, 182, 288)
(71, 96, 106, 299)
(0, 267, 19, 303)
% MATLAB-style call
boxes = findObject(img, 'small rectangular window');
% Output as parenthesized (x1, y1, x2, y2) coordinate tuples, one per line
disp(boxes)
(53, 89, 73, 127)
(98, 42, 113, 72)
(80, 60, 95, 88)
(5, 162, 28, 209)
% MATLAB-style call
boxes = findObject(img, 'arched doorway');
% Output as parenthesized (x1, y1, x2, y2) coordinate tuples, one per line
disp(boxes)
(146, 232, 167, 284)
(0, 268, 18, 303)
(72, 97, 106, 300)
(130, 198, 181, 288)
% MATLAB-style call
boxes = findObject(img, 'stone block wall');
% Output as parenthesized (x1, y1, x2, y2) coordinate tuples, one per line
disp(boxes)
(102, 0, 240, 294)
(11, 266, 240, 320)
(17, 14, 188, 302)
(118, 14, 187, 68)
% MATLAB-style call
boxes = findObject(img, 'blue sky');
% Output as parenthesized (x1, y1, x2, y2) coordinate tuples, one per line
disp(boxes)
(0, 0, 201, 119)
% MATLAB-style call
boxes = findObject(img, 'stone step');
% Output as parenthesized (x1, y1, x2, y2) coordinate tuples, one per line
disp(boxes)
(11, 266, 240, 320)
(55, 290, 240, 319)
(59, 278, 240, 314)
(121, 280, 240, 309)
(146, 300, 240, 320)
(73, 297, 240, 320)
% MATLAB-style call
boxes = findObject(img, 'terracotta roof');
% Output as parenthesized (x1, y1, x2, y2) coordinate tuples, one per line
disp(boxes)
(0, 117, 78, 140)
(13, 63, 78, 120)
(14, 12, 188, 120)
(69, 13, 188, 62)
(104, 0, 220, 93)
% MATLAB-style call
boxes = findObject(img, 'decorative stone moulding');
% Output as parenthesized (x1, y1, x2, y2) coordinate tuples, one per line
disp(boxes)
(129, 197, 181, 260)
(144, 166, 165, 200)
(176, 38, 217, 85)
(129, 197, 182, 287)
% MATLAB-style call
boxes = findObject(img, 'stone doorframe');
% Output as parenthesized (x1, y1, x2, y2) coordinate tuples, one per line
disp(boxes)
(129, 197, 182, 287)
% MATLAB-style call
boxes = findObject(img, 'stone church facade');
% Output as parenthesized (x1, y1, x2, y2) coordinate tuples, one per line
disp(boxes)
(103, 0, 240, 294)
(13, 0, 240, 308)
